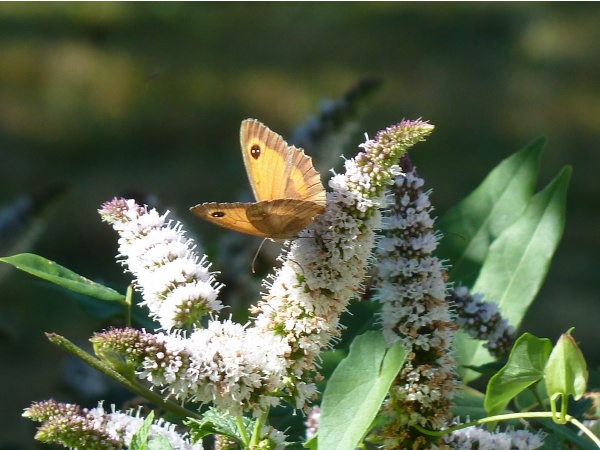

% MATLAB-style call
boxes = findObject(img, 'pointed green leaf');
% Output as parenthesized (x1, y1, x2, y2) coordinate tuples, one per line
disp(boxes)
(304, 434, 317, 450)
(187, 408, 252, 446)
(130, 411, 154, 450)
(473, 166, 571, 327)
(0, 253, 125, 302)
(437, 137, 544, 286)
(319, 331, 408, 450)
(456, 166, 571, 380)
(484, 333, 552, 416)
(130, 412, 174, 450)
(546, 333, 588, 402)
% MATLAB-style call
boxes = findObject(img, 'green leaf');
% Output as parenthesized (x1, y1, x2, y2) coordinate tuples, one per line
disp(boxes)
(147, 434, 174, 450)
(473, 166, 571, 327)
(130, 411, 174, 450)
(484, 333, 552, 416)
(318, 331, 408, 450)
(456, 166, 571, 381)
(187, 408, 253, 447)
(316, 349, 347, 391)
(93, 344, 136, 379)
(515, 377, 548, 411)
(545, 332, 588, 403)
(0, 253, 125, 302)
(304, 434, 317, 450)
(437, 137, 544, 286)
(130, 411, 154, 450)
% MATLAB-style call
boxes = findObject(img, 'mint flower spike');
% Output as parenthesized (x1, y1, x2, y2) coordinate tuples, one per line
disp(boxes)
(92, 321, 291, 417)
(23, 400, 202, 449)
(443, 424, 544, 449)
(99, 198, 224, 330)
(253, 120, 435, 410)
(373, 157, 458, 447)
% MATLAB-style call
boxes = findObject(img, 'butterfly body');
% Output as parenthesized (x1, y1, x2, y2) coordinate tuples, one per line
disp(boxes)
(191, 119, 326, 240)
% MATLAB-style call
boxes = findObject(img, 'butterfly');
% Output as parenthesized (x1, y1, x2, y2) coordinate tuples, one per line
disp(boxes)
(190, 119, 327, 240)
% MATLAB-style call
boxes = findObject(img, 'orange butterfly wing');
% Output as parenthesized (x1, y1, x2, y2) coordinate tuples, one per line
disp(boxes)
(240, 119, 326, 205)
(190, 119, 326, 240)
(190, 199, 324, 239)
(190, 202, 266, 238)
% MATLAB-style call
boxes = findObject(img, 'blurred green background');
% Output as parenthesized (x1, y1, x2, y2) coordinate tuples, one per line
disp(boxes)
(1, 3, 599, 448)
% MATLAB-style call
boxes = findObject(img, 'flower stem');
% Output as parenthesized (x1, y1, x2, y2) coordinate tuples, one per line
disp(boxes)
(45, 333, 201, 421)
(250, 415, 263, 448)
(236, 415, 250, 447)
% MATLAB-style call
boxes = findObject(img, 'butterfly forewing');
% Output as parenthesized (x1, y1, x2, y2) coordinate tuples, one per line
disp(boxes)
(240, 119, 326, 206)
(285, 143, 326, 205)
(240, 119, 291, 202)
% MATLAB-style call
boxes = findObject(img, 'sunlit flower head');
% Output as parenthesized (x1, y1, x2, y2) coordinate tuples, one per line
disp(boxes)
(253, 120, 435, 409)
(92, 320, 291, 417)
(23, 400, 202, 449)
(99, 198, 223, 330)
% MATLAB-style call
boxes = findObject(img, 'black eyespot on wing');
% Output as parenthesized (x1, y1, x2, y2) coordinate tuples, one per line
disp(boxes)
(211, 211, 226, 218)
(250, 144, 261, 159)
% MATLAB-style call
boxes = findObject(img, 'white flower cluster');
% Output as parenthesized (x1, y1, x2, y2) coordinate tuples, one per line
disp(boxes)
(99, 198, 223, 330)
(95, 121, 434, 417)
(136, 320, 291, 416)
(254, 120, 435, 408)
(255, 164, 380, 361)
(257, 425, 288, 450)
(97, 199, 292, 415)
(377, 170, 449, 347)
(89, 403, 203, 450)
(442, 425, 544, 450)
(373, 164, 457, 443)
(23, 399, 202, 449)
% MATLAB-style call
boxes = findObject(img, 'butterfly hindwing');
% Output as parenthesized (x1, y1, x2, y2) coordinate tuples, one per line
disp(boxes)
(190, 202, 270, 238)
(246, 199, 325, 239)
(190, 199, 325, 240)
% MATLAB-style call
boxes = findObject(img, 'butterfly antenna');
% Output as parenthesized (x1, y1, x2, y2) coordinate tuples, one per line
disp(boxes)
(252, 238, 268, 274)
